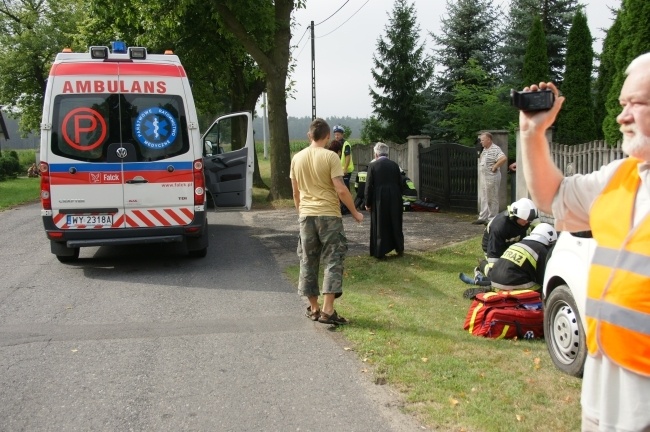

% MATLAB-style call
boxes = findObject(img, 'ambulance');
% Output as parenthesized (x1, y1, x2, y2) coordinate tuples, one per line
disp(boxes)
(39, 42, 254, 262)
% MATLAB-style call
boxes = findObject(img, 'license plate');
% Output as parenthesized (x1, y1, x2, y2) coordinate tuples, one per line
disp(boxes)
(66, 214, 113, 227)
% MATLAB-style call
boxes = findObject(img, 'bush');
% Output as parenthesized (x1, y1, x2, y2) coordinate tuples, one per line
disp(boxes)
(0, 156, 21, 180)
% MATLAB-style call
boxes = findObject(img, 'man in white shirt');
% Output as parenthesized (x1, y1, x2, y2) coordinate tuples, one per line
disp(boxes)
(474, 132, 507, 225)
(518, 53, 650, 432)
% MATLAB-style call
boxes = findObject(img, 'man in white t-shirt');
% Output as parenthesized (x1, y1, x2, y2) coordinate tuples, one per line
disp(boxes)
(518, 53, 650, 431)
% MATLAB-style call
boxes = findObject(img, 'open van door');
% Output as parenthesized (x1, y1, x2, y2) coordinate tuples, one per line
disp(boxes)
(201, 112, 254, 210)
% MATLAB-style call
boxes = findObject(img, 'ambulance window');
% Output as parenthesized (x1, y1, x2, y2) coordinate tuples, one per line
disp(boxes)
(51, 95, 113, 162)
(50, 94, 190, 163)
(125, 95, 190, 161)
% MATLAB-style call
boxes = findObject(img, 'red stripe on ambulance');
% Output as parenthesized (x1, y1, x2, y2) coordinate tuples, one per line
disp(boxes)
(51, 63, 186, 77)
(165, 208, 186, 225)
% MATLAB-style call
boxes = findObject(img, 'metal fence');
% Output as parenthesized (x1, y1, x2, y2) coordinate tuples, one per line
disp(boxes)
(350, 142, 409, 173)
(550, 140, 626, 176)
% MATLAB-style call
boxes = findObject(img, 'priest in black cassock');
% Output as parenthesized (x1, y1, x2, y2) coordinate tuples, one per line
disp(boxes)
(364, 142, 404, 259)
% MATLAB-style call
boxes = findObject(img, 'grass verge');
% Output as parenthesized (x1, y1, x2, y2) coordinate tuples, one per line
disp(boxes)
(0, 177, 40, 210)
(286, 236, 581, 432)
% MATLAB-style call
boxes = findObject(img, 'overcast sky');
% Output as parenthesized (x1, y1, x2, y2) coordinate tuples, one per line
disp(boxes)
(270, 0, 620, 119)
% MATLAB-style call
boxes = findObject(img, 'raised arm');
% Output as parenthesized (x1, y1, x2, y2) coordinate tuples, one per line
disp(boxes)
(518, 82, 566, 214)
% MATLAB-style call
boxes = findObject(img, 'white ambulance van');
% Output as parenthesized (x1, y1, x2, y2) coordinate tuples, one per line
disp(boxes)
(39, 42, 254, 262)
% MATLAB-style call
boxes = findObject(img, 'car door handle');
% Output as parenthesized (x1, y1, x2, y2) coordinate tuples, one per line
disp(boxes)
(126, 176, 148, 184)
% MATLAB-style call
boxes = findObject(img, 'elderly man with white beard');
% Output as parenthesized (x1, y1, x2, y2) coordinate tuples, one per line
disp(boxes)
(518, 53, 650, 432)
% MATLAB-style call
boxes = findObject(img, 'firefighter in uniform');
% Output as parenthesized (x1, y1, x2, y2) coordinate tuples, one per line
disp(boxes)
(489, 223, 557, 291)
(479, 197, 538, 276)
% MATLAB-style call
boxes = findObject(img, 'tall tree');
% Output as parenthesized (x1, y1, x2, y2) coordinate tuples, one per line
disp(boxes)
(212, 0, 301, 200)
(594, 8, 621, 141)
(500, 0, 579, 87)
(555, 10, 596, 145)
(603, 0, 650, 145)
(425, 0, 501, 142)
(521, 16, 551, 87)
(367, 0, 433, 143)
(0, 0, 86, 134)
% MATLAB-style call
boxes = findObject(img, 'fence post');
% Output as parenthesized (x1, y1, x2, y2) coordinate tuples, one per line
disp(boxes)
(406, 135, 430, 195)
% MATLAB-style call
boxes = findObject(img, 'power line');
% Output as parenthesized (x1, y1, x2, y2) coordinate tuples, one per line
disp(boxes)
(291, 26, 310, 54)
(317, 0, 371, 39)
(295, 33, 311, 58)
(314, 0, 351, 26)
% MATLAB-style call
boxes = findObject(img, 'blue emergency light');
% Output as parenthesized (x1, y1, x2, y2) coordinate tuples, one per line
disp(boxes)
(111, 41, 127, 54)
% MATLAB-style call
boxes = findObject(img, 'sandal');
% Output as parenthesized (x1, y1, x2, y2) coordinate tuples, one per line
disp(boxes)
(305, 306, 321, 321)
(318, 310, 349, 325)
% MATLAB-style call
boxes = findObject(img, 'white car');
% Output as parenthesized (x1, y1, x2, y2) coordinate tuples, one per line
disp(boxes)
(543, 230, 596, 377)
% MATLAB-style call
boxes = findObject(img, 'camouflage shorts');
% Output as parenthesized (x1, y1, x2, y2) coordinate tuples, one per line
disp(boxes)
(296, 216, 348, 297)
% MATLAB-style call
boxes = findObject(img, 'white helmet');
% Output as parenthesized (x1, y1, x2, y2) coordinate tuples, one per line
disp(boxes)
(528, 223, 558, 246)
(509, 198, 538, 222)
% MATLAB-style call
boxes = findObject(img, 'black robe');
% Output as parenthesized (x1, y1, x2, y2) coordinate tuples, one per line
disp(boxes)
(364, 157, 404, 258)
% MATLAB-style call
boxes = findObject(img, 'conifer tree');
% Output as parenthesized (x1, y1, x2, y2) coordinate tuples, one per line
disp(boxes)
(367, 0, 433, 143)
(425, 0, 500, 141)
(603, 0, 650, 145)
(521, 17, 550, 87)
(555, 10, 596, 145)
(594, 9, 621, 141)
(501, 0, 579, 87)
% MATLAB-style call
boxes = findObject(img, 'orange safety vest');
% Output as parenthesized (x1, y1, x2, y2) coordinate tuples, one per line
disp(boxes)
(587, 157, 650, 376)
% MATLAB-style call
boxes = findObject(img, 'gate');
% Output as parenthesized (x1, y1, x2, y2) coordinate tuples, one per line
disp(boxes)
(419, 142, 477, 213)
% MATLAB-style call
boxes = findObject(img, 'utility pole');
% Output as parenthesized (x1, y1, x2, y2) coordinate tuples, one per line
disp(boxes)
(311, 21, 316, 120)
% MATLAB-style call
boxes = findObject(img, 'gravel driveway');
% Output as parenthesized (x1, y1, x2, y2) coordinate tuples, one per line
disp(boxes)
(242, 208, 486, 268)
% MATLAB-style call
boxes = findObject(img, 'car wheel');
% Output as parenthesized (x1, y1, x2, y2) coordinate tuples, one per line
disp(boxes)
(56, 247, 80, 263)
(544, 284, 586, 377)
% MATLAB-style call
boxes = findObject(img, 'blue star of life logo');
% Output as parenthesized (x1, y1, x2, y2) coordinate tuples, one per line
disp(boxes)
(134, 107, 178, 149)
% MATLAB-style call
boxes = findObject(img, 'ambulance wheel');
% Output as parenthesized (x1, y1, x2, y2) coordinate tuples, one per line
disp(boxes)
(544, 284, 586, 378)
(56, 247, 80, 263)
(187, 219, 208, 258)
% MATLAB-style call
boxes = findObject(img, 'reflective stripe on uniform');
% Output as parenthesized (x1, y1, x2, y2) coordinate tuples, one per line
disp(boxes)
(592, 247, 650, 278)
(586, 298, 650, 335)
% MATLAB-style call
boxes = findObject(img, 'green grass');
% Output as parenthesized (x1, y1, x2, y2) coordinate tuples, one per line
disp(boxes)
(0, 177, 40, 210)
(286, 237, 581, 432)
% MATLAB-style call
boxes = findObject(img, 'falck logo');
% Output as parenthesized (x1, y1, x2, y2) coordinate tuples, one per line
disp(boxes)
(116, 147, 128, 159)
(90, 173, 101, 183)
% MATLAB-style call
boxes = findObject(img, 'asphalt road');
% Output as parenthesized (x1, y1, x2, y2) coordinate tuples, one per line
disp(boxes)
(0, 203, 425, 432)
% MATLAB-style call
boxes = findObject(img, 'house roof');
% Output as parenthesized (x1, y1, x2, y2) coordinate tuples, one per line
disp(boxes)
(0, 109, 9, 140)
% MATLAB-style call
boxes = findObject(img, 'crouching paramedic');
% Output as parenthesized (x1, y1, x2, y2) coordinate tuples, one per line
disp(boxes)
(490, 223, 557, 291)
(479, 197, 539, 276)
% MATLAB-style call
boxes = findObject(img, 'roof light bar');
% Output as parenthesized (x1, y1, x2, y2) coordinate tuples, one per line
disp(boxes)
(111, 41, 127, 54)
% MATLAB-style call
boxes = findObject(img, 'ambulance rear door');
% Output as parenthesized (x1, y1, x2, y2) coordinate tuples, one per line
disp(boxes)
(118, 62, 195, 228)
(201, 112, 254, 210)
(47, 62, 127, 231)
